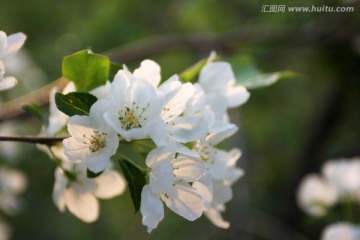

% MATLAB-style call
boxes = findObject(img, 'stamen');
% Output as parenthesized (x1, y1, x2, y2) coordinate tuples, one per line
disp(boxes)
(118, 102, 150, 130)
(82, 130, 107, 152)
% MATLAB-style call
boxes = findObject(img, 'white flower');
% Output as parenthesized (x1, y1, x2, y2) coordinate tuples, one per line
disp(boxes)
(0, 31, 26, 91)
(0, 167, 27, 216)
(192, 125, 244, 228)
(0, 220, 11, 240)
(322, 158, 360, 197)
(63, 104, 119, 173)
(297, 174, 339, 217)
(204, 179, 234, 229)
(195, 124, 242, 180)
(156, 75, 207, 144)
(53, 163, 125, 223)
(198, 61, 250, 108)
(140, 143, 206, 233)
(96, 65, 164, 145)
(89, 81, 111, 100)
(321, 222, 360, 240)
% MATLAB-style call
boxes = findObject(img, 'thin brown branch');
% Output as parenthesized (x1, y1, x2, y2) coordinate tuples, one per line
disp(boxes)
(0, 135, 65, 145)
(0, 77, 69, 121)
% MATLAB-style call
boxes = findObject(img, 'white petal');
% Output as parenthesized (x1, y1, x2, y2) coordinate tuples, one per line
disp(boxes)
(133, 59, 161, 87)
(321, 222, 360, 240)
(297, 174, 339, 216)
(193, 177, 213, 209)
(204, 93, 228, 120)
(0, 32, 26, 59)
(0, 76, 17, 91)
(322, 159, 360, 195)
(67, 115, 97, 138)
(63, 137, 89, 162)
(112, 70, 131, 96)
(91, 170, 126, 199)
(225, 85, 250, 108)
(62, 82, 76, 94)
(86, 152, 111, 173)
(205, 206, 230, 229)
(0, 61, 4, 76)
(149, 158, 174, 194)
(52, 168, 68, 212)
(169, 116, 208, 143)
(0, 31, 6, 52)
(173, 142, 199, 158)
(64, 184, 99, 223)
(90, 81, 111, 99)
(208, 148, 243, 181)
(199, 62, 235, 92)
(161, 182, 204, 221)
(145, 145, 175, 167)
(161, 82, 194, 121)
(147, 117, 168, 147)
(172, 155, 204, 182)
(158, 75, 180, 94)
(140, 185, 164, 233)
(212, 180, 232, 205)
(206, 124, 238, 145)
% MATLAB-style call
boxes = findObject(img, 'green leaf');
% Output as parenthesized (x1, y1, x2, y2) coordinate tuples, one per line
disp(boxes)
(109, 63, 121, 81)
(231, 55, 263, 82)
(87, 168, 104, 178)
(55, 92, 97, 117)
(22, 104, 49, 126)
(180, 52, 220, 83)
(116, 156, 147, 212)
(237, 71, 296, 89)
(62, 50, 110, 91)
(180, 59, 207, 83)
(116, 140, 154, 169)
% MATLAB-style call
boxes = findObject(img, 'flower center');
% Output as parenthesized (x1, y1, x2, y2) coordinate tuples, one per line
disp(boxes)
(83, 130, 107, 153)
(118, 102, 149, 131)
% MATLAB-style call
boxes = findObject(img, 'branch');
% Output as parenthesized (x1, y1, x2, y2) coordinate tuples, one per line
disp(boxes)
(0, 135, 65, 145)
(0, 77, 69, 121)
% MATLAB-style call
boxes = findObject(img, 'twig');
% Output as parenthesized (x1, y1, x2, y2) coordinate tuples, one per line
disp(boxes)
(0, 135, 65, 145)
(0, 77, 69, 121)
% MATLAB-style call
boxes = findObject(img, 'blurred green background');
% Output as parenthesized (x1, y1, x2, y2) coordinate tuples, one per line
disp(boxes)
(0, 0, 359, 239)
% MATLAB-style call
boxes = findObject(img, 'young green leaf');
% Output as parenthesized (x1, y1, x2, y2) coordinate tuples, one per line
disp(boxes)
(180, 52, 220, 83)
(109, 63, 121, 81)
(116, 156, 147, 212)
(62, 50, 110, 91)
(55, 92, 97, 117)
(180, 58, 207, 83)
(22, 104, 49, 126)
(237, 71, 296, 89)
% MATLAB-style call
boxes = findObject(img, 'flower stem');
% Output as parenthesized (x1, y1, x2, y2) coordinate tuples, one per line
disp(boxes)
(0, 135, 65, 145)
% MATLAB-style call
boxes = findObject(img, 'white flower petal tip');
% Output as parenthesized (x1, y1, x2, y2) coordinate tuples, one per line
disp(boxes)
(297, 174, 339, 216)
(0, 76, 17, 91)
(140, 186, 164, 233)
(205, 207, 230, 229)
(52, 165, 125, 223)
(321, 222, 360, 240)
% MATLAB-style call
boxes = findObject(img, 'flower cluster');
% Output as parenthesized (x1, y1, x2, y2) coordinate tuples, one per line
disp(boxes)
(46, 55, 249, 232)
(0, 31, 26, 91)
(297, 157, 360, 240)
